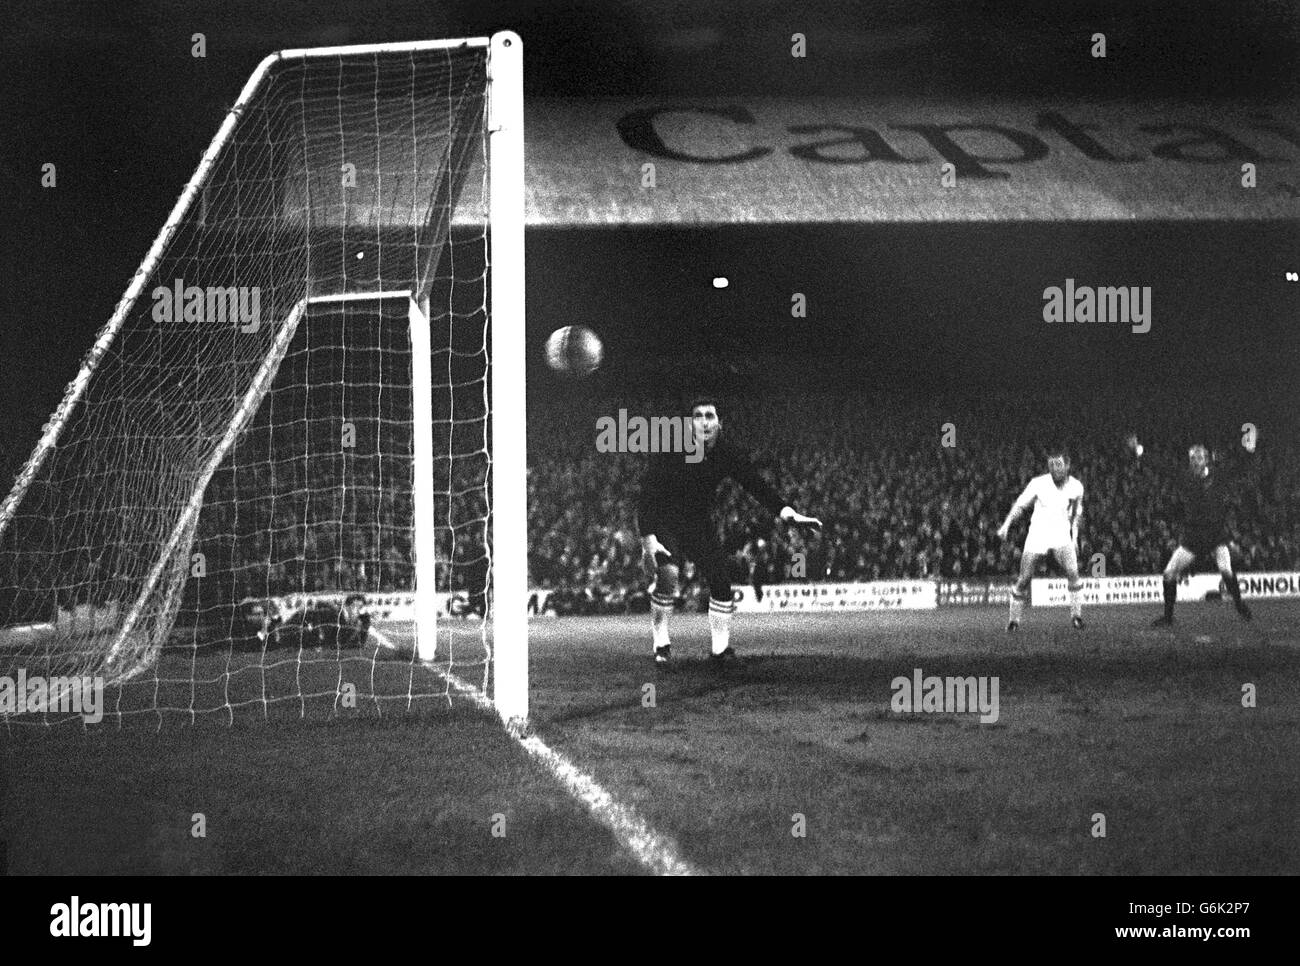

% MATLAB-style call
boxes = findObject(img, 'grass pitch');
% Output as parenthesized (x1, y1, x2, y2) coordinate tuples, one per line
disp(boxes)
(2, 601, 1297, 874)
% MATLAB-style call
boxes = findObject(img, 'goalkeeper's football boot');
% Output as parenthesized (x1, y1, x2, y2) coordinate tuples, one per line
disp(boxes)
(1006, 620, 1019, 633)
(1151, 615, 1174, 627)
(654, 645, 671, 665)
(710, 646, 736, 663)
(1071, 616, 1085, 630)
(1236, 602, 1253, 622)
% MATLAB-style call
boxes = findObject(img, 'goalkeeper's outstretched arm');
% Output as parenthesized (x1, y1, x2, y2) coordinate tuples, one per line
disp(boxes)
(729, 446, 822, 530)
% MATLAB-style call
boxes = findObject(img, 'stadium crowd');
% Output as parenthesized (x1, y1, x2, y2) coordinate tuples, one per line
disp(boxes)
(5, 377, 1297, 618)
(526, 386, 1300, 609)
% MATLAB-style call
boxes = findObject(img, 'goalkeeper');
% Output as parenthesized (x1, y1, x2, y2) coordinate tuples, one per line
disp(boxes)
(1141, 436, 1257, 626)
(637, 396, 820, 665)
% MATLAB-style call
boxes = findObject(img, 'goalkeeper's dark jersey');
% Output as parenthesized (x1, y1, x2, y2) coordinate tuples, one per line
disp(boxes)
(637, 439, 787, 538)
(1176, 456, 1253, 536)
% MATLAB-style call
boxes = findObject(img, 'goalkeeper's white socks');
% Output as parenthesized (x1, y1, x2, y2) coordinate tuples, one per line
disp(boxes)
(1068, 589, 1082, 619)
(650, 591, 674, 650)
(708, 598, 735, 655)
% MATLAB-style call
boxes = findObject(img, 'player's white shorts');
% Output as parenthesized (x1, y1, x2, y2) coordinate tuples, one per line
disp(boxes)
(1024, 528, 1076, 559)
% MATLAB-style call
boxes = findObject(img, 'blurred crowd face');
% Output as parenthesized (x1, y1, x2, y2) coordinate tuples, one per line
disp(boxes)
(692, 404, 721, 448)
(1048, 455, 1070, 486)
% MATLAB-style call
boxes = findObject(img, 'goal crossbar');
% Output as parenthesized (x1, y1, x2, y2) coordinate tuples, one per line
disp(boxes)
(0, 37, 489, 546)
(105, 291, 442, 673)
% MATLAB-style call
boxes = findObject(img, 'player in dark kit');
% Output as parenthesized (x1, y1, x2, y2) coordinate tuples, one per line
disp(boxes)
(1148, 439, 1256, 626)
(637, 397, 821, 664)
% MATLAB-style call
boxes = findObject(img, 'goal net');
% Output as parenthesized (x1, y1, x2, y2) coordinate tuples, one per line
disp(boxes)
(0, 35, 527, 726)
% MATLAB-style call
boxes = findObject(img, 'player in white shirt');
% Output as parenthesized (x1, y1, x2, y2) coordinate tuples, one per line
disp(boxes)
(996, 451, 1086, 631)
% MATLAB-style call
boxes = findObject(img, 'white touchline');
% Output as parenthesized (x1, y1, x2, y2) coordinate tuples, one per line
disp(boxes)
(370, 627, 699, 876)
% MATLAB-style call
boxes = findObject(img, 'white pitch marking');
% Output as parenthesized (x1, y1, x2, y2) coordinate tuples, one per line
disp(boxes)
(370, 625, 699, 876)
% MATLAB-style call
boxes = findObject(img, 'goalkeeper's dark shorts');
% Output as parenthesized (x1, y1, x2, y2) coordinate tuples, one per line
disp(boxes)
(654, 526, 733, 602)
(1178, 527, 1230, 559)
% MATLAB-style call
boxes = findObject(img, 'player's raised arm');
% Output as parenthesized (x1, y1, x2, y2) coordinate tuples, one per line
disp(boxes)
(779, 505, 823, 530)
(1126, 434, 1184, 477)
(1222, 428, 1260, 481)
(1126, 435, 1200, 474)
(996, 482, 1036, 540)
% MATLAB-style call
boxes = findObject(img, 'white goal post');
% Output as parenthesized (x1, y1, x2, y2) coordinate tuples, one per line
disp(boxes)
(0, 33, 528, 725)
(487, 32, 528, 726)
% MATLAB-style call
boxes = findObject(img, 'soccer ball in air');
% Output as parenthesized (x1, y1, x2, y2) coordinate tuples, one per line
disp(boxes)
(545, 325, 603, 376)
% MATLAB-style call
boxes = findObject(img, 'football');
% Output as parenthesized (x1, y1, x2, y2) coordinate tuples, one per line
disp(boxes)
(545, 325, 603, 375)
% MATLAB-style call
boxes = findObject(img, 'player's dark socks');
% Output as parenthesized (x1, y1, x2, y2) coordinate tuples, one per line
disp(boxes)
(1222, 576, 1253, 620)
(1162, 576, 1177, 621)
